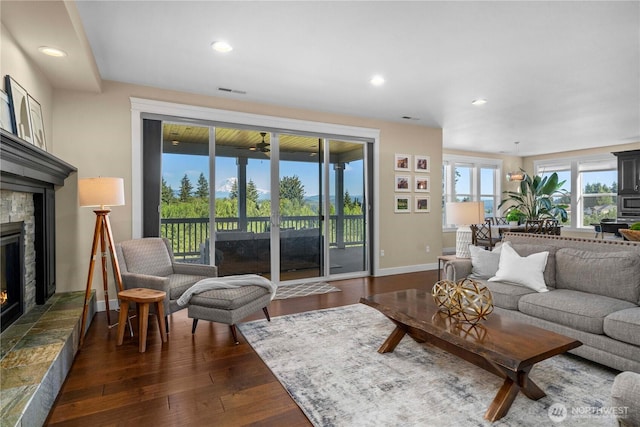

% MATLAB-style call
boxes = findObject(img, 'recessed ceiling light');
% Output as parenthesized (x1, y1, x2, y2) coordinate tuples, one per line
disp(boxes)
(38, 46, 67, 57)
(370, 75, 385, 86)
(211, 41, 233, 53)
(471, 98, 487, 106)
(171, 140, 180, 146)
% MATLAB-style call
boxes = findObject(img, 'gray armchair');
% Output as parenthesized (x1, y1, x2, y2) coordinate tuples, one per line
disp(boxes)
(115, 237, 218, 315)
(612, 371, 640, 427)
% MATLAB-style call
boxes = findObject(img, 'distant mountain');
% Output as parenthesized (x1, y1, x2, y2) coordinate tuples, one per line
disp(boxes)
(216, 177, 237, 193)
(215, 177, 269, 199)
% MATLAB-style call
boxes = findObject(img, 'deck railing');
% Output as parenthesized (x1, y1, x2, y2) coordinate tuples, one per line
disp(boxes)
(161, 215, 365, 260)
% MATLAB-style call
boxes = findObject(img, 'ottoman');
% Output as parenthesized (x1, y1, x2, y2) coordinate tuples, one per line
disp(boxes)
(188, 285, 272, 344)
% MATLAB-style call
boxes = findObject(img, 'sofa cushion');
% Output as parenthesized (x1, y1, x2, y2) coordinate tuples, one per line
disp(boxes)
(489, 244, 549, 292)
(477, 279, 536, 310)
(555, 248, 640, 304)
(189, 285, 270, 310)
(604, 308, 640, 347)
(510, 243, 557, 287)
(468, 244, 503, 280)
(518, 289, 637, 335)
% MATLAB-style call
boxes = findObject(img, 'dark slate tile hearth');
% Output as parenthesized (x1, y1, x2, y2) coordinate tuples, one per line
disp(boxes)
(0, 291, 95, 427)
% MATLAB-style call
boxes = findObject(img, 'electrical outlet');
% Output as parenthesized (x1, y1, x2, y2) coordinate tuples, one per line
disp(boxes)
(380, 249, 385, 257)
(425, 245, 430, 253)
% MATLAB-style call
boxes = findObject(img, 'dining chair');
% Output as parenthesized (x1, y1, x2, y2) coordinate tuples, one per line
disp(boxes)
(471, 219, 500, 249)
(495, 217, 509, 225)
(543, 218, 560, 235)
(524, 219, 545, 234)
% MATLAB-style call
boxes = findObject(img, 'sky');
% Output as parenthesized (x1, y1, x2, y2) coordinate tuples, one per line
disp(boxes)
(162, 153, 365, 198)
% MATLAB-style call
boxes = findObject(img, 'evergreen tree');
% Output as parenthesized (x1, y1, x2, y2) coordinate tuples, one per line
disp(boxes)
(195, 173, 209, 199)
(229, 179, 238, 199)
(247, 179, 259, 204)
(161, 177, 174, 204)
(280, 175, 305, 203)
(179, 174, 193, 202)
(344, 191, 352, 208)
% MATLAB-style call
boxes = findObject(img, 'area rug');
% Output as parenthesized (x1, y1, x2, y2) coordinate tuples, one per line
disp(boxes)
(238, 304, 619, 426)
(274, 282, 341, 300)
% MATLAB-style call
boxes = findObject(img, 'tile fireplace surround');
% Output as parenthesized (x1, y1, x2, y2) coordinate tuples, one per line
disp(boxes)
(0, 129, 78, 426)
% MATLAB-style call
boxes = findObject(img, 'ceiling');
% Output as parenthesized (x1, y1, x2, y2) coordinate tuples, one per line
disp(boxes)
(2, 1, 639, 156)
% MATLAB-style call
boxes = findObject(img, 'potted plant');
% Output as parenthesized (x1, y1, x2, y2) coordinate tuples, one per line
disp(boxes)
(505, 209, 525, 226)
(498, 170, 569, 222)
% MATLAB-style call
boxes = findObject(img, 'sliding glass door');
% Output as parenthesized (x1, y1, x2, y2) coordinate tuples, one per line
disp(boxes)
(278, 134, 323, 281)
(213, 128, 272, 277)
(160, 123, 210, 264)
(153, 118, 371, 283)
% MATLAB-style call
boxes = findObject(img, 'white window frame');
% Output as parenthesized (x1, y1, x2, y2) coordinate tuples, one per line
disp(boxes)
(443, 154, 503, 230)
(534, 153, 617, 230)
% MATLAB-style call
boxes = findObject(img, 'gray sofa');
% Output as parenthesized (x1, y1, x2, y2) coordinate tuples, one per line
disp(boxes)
(444, 232, 640, 374)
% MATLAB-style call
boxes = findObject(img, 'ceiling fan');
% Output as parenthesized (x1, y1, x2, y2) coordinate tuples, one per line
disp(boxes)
(250, 132, 270, 153)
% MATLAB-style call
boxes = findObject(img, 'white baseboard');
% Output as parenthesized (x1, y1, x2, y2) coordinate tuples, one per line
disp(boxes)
(96, 298, 120, 312)
(375, 262, 438, 277)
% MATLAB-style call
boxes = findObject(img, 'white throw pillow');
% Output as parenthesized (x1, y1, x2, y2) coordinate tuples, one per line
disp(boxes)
(468, 243, 507, 279)
(488, 243, 549, 292)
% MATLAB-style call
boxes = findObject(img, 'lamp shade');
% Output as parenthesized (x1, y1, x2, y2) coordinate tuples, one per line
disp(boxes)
(506, 171, 526, 182)
(446, 201, 485, 226)
(78, 177, 125, 208)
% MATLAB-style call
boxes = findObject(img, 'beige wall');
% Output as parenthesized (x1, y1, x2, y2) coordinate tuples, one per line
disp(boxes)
(1, 23, 54, 149)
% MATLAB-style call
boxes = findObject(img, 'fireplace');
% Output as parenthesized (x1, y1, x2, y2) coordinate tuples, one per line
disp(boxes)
(1, 222, 24, 331)
(0, 129, 76, 329)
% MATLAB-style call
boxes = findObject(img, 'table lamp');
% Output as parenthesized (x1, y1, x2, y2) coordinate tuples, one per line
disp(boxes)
(78, 177, 125, 346)
(446, 201, 485, 258)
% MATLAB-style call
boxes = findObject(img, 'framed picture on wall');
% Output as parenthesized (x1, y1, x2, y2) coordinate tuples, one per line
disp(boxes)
(0, 90, 13, 133)
(5, 75, 33, 143)
(394, 153, 411, 171)
(28, 95, 46, 151)
(415, 196, 430, 213)
(395, 174, 411, 192)
(415, 176, 430, 192)
(414, 155, 430, 173)
(395, 195, 411, 213)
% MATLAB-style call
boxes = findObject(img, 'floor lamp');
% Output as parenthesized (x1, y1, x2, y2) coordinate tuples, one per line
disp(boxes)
(79, 177, 125, 347)
(446, 201, 485, 258)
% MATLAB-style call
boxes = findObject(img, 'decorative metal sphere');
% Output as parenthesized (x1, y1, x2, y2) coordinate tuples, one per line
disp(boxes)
(451, 278, 494, 323)
(432, 280, 460, 315)
(432, 278, 494, 324)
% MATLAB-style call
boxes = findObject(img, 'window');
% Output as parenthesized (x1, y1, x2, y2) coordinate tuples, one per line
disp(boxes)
(535, 155, 617, 228)
(443, 155, 502, 227)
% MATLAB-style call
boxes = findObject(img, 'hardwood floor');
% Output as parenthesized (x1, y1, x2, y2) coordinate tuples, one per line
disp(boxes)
(45, 271, 438, 426)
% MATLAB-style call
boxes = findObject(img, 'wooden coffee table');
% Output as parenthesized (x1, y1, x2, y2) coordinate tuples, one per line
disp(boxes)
(360, 289, 582, 422)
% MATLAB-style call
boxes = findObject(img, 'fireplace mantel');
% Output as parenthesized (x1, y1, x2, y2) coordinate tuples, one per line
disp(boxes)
(1, 129, 76, 189)
(1, 129, 76, 306)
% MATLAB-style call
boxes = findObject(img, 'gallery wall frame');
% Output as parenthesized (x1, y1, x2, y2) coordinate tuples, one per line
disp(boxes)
(395, 174, 411, 192)
(28, 95, 46, 151)
(394, 153, 411, 171)
(5, 75, 33, 143)
(414, 155, 430, 173)
(394, 195, 411, 213)
(0, 90, 13, 134)
(415, 196, 431, 213)
(415, 176, 430, 192)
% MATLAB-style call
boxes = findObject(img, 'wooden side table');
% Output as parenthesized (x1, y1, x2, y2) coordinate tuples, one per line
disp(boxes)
(437, 254, 459, 281)
(116, 288, 167, 353)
